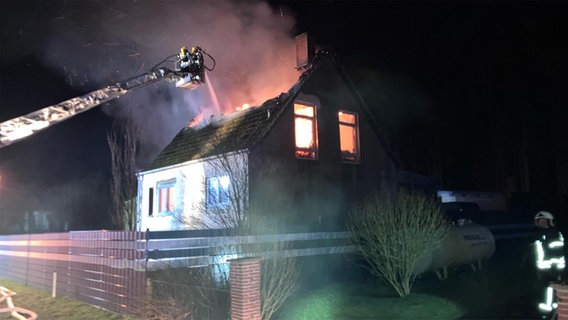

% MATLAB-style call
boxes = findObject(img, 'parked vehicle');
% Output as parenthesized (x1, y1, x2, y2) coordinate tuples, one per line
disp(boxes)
(441, 201, 482, 225)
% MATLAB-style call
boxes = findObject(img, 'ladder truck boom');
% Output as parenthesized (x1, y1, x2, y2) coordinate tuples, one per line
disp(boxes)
(0, 46, 213, 149)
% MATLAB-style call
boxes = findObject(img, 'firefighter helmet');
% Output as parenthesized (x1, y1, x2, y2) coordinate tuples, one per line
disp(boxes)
(535, 211, 555, 226)
(180, 47, 189, 58)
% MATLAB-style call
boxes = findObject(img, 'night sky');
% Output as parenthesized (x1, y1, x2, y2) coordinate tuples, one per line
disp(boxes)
(1, 0, 568, 230)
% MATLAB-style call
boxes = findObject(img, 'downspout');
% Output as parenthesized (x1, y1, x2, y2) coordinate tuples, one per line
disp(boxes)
(136, 172, 143, 232)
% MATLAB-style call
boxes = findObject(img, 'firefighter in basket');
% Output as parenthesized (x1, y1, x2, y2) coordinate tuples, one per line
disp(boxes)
(533, 210, 565, 314)
(176, 46, 204, 82)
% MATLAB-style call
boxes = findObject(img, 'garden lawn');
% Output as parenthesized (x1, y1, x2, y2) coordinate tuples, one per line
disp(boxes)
(0, 279, 138, 320)
(279, 281, 465, 320)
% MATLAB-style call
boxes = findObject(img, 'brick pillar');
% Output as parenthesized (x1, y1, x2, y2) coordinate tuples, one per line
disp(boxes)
(230, 257, 262, 320)
(552, 283, 568, 320)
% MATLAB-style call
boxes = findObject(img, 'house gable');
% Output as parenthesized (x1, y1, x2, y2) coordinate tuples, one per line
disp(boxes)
(138, 51, 429, 232)
(243, 57, 398, 230)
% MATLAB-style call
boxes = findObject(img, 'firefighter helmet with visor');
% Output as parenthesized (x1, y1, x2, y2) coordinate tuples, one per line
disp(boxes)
(535, 211, 555, 226)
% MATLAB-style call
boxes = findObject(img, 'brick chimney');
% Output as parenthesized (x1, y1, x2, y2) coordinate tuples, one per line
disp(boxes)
(295, 32, 315, 70)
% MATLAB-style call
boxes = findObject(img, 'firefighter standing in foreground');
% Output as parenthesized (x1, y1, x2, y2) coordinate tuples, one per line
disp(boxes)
(534, 210, 565, 313)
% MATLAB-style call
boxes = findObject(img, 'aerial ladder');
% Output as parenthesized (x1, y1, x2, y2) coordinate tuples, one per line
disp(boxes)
(0, 46, 214, 149)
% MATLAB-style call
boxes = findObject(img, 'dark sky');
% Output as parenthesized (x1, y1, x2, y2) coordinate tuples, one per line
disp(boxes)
(1, 0, 568, 228)
(282, 1, 568, 194)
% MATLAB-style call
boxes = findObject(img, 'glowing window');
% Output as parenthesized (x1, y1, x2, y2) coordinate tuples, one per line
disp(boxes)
(207, 175, 230, 209)
(294, 102, 318, 159)
(338, 111, 359, 163)
(157, 179, 175, 213)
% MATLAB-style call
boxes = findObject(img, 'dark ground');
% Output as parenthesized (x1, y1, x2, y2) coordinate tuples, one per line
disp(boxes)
(290, 235, 550, 319)
(421, 238, 550, 320)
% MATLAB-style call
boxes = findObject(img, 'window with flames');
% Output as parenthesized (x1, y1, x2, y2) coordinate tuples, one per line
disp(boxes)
(338, 111, 360, 163)
(294, 102, 318, 160)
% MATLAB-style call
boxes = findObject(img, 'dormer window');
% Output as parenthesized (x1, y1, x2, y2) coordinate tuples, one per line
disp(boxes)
(338, 111, 360, 163)
(294, 101, 318, 160)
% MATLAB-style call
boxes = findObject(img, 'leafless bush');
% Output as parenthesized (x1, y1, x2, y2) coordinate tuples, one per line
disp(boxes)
(143, 266, 230, 320)
(244, 216, 300, 320)
(107, 119, 138, 230)
(175, 151, 299, 319)
(260, 252, 299, 320)
(347, 188, 450, 297)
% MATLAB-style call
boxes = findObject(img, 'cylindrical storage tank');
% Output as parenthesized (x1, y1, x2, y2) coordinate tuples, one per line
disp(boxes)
(414, 223, 495, 275)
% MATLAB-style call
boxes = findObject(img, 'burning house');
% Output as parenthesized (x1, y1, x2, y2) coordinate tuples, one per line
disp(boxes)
(136, 45, 435, 232)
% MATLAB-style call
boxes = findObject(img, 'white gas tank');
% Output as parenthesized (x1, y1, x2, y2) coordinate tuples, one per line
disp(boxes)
(414, 223, 496, 275)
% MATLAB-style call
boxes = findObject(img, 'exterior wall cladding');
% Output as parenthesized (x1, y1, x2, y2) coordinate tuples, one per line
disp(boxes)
(246, 61, 396, 232)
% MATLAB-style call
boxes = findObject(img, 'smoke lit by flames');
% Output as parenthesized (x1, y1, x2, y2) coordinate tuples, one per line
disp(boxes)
(188, 54, 300, 128)
(10, 0, 301, 159)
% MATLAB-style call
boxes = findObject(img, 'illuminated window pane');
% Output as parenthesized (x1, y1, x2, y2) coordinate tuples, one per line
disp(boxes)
(294, 101, 318, 159)
(340, 124, 356, 153)
(338, 112, 355, 124)
(294, 103, 314, 117)
(157, 179, 175, 213)
(168, 190, 174, 212)
(207, 175, 230, 209)
(159, 188, 167, 212)
(295, 118, 314, 149)
(338, 111, 359, 163)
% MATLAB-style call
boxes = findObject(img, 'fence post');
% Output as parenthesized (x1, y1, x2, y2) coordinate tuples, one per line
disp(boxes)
(52, 272, 57, 298)
(229, 257, 261, 320)
(145, 228, 150, 271)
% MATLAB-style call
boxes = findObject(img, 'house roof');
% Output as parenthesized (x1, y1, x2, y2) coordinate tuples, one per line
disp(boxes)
(142, 96, 288, 171)
(142, 53, 315, 171)
(142, 51, 401, 172)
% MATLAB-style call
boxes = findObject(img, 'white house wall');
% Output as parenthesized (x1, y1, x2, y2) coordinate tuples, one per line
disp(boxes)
(137, 152, 249, 231)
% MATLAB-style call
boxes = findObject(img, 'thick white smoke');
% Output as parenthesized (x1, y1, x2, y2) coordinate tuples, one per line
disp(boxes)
(30, 0, 299, 163)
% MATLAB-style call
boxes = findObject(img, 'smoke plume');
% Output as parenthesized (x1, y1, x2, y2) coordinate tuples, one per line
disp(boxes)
(8, 0, 299, 163)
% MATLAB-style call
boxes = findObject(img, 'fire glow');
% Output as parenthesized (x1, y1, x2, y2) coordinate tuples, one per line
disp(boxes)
(188, 42, 300, 128)
(294, 102, 317, 159)
(238, 103, 251, 111)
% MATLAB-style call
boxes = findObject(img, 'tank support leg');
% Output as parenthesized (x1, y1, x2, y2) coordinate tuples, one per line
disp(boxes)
(435, 266, 448, 281)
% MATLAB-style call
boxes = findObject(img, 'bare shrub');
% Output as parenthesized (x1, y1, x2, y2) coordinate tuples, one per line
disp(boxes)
(107, 119, 138, 230)
(260, 252, 299, 320)
(143, 266, 230, 320)
(244, 216, 300, 320)
(175, 151, 299, 319)
(347, 188, 450, 297)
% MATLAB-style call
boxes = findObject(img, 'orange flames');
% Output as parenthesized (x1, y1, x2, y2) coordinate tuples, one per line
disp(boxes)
(293, 102, 317, 159)
(188, 113, 205, 127)
(237, 103, 251, 111)
(188, 44, 300, 128)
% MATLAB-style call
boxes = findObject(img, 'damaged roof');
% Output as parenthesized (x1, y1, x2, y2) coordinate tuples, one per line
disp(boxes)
(142, 52, 315, 171)
(142, 95, 291, 171)
(142, 51, 399, 172)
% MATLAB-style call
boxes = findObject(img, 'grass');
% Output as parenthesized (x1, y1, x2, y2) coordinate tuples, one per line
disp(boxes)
(0, 279, 138, 320)
(279, 247, 537, 320)
(0, 243, 535, 320)
(279, 281, 465, 320)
